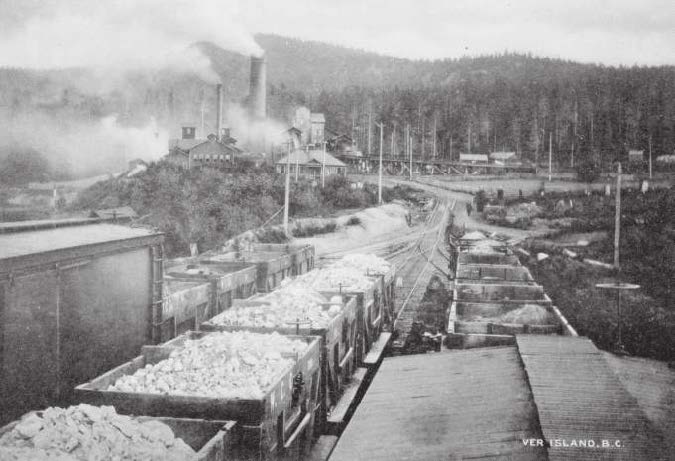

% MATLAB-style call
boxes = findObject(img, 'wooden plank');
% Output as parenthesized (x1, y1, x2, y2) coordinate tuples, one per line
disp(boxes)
(326, 367, 368, 434)
(305, 435, 339, 461)
(363, 332, 392, 367)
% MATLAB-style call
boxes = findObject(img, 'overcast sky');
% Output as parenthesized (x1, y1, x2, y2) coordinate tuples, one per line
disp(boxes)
(0, 0, 673, 67)
(237, 0, 674, 66)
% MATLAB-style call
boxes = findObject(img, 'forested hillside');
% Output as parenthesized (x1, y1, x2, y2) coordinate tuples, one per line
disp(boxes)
(1, 33, 674, 181)
(252, 34, 675, 167)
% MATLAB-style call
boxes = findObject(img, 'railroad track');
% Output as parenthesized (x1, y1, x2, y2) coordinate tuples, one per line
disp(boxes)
(389, 198, 452, 345)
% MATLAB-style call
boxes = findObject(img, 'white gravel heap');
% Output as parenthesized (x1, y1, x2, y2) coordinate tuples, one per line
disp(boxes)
(297, 266, 376, 292)
(0, 404, 195, 461)
(108, 331, 307, 400)
(296, 253, 388, 292)
(332, 253, 392, 276)
(209, 280, 342, 329)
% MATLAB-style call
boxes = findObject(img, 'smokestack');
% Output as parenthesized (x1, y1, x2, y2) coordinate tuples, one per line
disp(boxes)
(249, 55, 266, 119)
(215, 83, 223, 141)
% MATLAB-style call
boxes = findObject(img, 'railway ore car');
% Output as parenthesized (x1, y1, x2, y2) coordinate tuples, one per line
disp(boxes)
(166, 260, 257, 315)
(75, 331, 321, 460)
(294, 255, 396, 367)
(160, 278, 214, 343)
(0, 221, 164, 426)
(250, 243, 316, 276)
(0, 409, 237, 461)
(206, 249, 294, 293)
(201, 292, 358, 436)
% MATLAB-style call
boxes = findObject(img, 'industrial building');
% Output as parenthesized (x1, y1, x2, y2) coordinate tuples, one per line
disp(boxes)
(0, 220, 164, 425)
(165, 128, 242, 170)
(275, 149, 347, 179)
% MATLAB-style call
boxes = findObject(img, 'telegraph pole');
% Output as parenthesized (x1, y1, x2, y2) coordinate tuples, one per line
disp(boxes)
(367, 104, 372, 157)
(433, 114, 437, 158)
(283, 142, 291, 236)
(321, 141, 327, 188)
(408, 124, 412, 180)
(391, 122, 396, 158)
(648, 135, 653, 179)
(614, 162, 621, 269)
(377, 122, 384, 204)
(548, 132, 553, 181)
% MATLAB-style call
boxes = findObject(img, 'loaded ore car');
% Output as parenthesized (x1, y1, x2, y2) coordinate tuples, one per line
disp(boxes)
(75, 331, 321, 460)
(0, 220, 164, 425)
(201, 290, 358, 436)
(0, 409, 237, 461)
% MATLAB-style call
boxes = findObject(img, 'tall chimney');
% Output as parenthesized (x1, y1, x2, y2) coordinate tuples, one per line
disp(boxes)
(215, 83, 223, 141)
(249, 55, 266, 119)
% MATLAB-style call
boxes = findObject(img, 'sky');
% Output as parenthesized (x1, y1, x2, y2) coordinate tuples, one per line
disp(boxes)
(236, 0, 674, 65)
(0, 0, 672, 70)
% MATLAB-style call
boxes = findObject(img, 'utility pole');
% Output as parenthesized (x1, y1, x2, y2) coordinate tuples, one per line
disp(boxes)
(467, 125, 472, 154)
(407, 123, 412, 180)
(449, 134, 453, 161)
(391, 123, 396, 158)
(572, 98, 578, 168)
(283, 142, 291, 236)
(377, 122, 384, 204)
(648, 135, 653, 179)
(321, 141, 327, 188)
(614, 162, 622, 269)
(421, 117, 425, 158)
(548, 132, 553, 181)
(367, 104, 372, 157)
(433, 114, 437, 158)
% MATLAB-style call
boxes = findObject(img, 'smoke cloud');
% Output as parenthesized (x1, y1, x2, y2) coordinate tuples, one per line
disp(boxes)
(0, 0, 265, 179)
(0, 0, 262, 81)
(225, 104, 286, 153)
(0, 111, 169, 177)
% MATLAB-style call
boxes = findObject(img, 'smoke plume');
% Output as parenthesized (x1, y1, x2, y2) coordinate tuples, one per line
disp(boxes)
(0, 0, 262, 81)
(225, 105, 286, 153)
(0, 111, 169, 177)
(0, 0, 264, 179)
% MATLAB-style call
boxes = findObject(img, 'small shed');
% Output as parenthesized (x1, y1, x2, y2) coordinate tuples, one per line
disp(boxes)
(459, 153, 489, 164)
(489, 151, 517, 163)
(275, 149, 347, 178)
(628, 150, 644, 163)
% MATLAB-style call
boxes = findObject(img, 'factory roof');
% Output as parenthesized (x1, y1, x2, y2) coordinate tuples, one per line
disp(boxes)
(0, 223, 162, 270)
(459, 153, 489, 162)
(516, 335, 668, 460)
(330, 347, 547, 461)
(169, 138, 205, 151)
(276, 150, 346, 168)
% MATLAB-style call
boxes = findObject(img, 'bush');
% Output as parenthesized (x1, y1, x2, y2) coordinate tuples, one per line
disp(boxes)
(291, 222, 337, 237)
(346, 216, 361, 226)
(576, 158, 601, 183)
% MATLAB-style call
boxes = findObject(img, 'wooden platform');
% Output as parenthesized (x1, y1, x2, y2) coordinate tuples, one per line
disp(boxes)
(329, 347, 547, 460)
(517, 335, 669, 461)
(305, 435, 339, 461)
(363, 332, 392, 367)
(326, 367, 368, 435)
